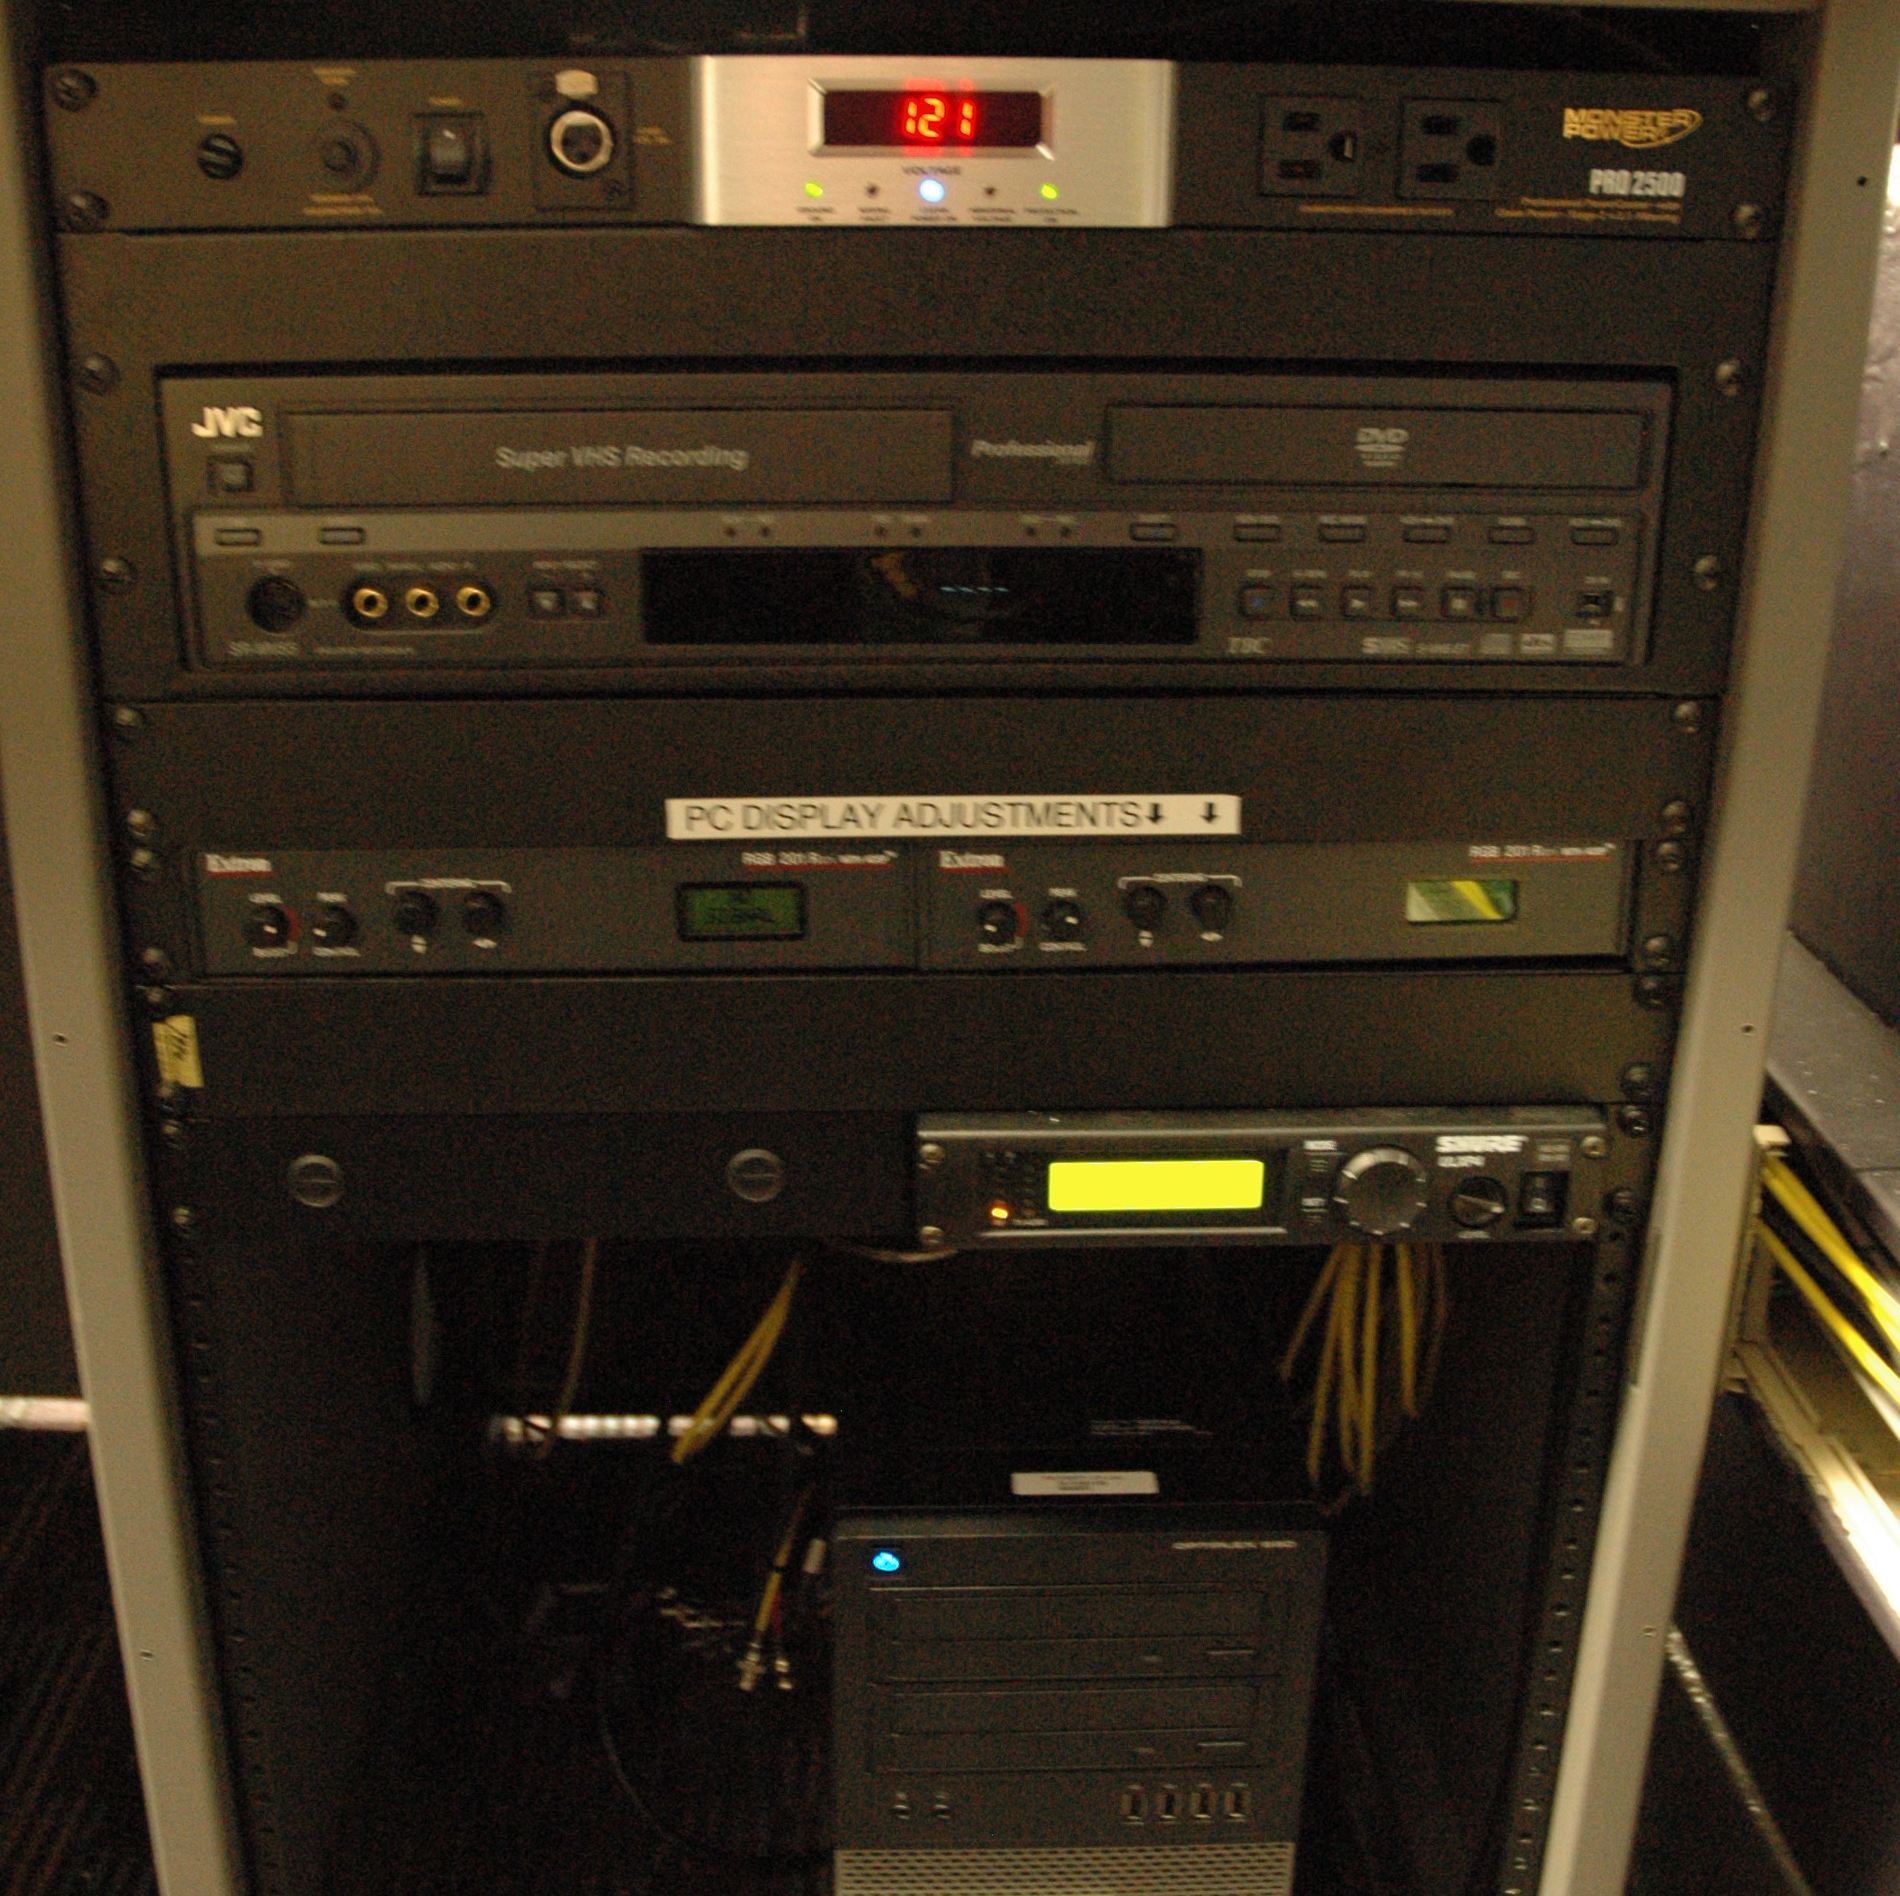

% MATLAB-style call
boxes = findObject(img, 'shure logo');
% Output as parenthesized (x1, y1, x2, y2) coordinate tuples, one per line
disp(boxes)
(970, 438, 1097, 466)
(191, 405, 263, 440)
(204, 853, 273, 875)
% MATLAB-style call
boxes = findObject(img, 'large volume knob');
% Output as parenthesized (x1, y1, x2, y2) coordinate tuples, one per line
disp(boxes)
(1332, 1147, 1430, 1236)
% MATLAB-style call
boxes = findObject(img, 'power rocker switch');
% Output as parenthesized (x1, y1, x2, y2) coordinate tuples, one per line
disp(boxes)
(416, 115, 489, 195)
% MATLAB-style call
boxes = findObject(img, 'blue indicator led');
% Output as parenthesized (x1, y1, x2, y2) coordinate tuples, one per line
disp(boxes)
(871, 1548, 903, 1573)
(917, 178, 947, 204)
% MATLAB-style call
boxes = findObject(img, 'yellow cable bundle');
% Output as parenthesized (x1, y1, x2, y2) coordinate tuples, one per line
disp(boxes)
(1280, 1240, 1447, 1496)
(671, 1257, 804, 1465)
(1760, 1152, 1900, 1360)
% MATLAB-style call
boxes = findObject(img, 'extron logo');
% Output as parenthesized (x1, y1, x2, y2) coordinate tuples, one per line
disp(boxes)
(191, 405, 263, 439)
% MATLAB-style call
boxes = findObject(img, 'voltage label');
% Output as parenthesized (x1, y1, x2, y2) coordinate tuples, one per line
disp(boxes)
(665, 795, 1242, 840)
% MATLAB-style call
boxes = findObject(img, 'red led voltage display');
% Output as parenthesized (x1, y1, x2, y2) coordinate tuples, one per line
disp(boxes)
(822, 89, 1043, 149)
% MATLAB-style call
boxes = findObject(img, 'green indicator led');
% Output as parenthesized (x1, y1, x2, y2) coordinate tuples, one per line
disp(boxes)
(1046, 1158, 1265, 1214)
(1040, 182, 1060, 200)
(804, 180, 824, 198)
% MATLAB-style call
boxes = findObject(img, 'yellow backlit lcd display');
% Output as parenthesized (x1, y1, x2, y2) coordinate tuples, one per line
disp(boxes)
(1045, 1157, 1266, 1214)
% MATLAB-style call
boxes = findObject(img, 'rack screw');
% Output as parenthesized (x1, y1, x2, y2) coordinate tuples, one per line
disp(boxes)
(1715, 359, 1746, 398)
(169, 1205, 196, 1234)
(1580, 1134, 1608, 1160)
(1654, 841, 1687, 874)
(918, 1225, 947, 1249)
(1659, 799, 1693, 837)
(1621, 1063, 1658, 1101)
(125, 808, 157, 840)
(1732, 202, 1765, 240)
(1746, 87, 1776, 123)
(75, 353, 117, 394)
(1692, 556, 1722, 592)
(1616, 1105, 1653, 1138)
(139, 945, 170, 973)
(1640, 934, 1677, 968)
(98, 556, 136, 593)
(1571, 1216, 1599, 1239)
(62, 190, 109, 231)
(1672, 701, 1703, 733)
(110, 705, 145, 739)
(128, 847, 158, 879)
(1606, 1188, 1640, 1225)
(917, 1142, 945, 1170)
(50, 68, 96, 111)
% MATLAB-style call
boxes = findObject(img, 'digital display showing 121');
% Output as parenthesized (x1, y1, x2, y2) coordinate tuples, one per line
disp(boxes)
(821, 89, 1044, 150)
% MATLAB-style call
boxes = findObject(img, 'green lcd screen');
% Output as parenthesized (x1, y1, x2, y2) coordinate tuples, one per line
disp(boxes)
(1045, 1157, 1268, 1214)
(676, 882, 807, 942)
(1405, 877, 1519, 925)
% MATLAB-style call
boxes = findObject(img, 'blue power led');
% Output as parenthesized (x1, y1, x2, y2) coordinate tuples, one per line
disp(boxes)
(917, 178, 947, 204)
(871, 1548, 903, 1573)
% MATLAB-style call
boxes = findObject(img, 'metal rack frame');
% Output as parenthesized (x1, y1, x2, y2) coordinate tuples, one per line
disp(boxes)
(2, 5, 1897, 1894)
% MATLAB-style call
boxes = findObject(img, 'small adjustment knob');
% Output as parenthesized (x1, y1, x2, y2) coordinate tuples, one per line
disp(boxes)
(463, 891, 510, 940)
(1122, 884, 1166, 930)
(308, 902, 357, 949)
(1041, 898, 1086, 943)
(243, 903, 292, 950)
(1448, 1176, 1509, 1230)
(1332, 1147, 1430, 1236)
(246, 576, 306, 632)
(976, 899, 1020, 946)
(1190, 884, 1235, 932)
(391, 890, 439, 938)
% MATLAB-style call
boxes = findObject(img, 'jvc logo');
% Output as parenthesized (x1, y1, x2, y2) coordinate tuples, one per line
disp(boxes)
(191, 405, 263, 439)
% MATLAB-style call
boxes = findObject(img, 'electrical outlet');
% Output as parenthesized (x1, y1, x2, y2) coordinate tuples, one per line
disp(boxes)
(1259, 96, 1365, 198)
(1398, 100, 1503, 200)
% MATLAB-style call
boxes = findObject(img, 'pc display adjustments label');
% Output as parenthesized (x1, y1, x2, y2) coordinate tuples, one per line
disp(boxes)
(665, 794, 1242, 840)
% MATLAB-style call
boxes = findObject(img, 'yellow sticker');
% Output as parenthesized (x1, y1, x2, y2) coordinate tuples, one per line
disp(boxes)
(153, 1016, 204, 1090)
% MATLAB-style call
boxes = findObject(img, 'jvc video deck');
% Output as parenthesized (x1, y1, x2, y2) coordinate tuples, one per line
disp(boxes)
(165, 369, 1666, 671)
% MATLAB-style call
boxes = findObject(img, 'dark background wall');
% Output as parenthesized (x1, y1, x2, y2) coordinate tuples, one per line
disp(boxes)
(0, 793, 79, 1396)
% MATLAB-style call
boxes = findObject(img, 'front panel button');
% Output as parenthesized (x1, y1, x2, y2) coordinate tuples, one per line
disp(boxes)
(392, 890, 439, 938)
(1238, 583, 1281, 620)
(1189, 884, 1234, 932)
(244, 903, 292, 950)
(1341, 584, 1376, 618)
(1441, 585, 1479, 619)
(1289, 585, 1327, 619)
(1391, 585, 1426, 619)
(1490, 586, 1530, 622)
(1041, 898, 1086, 942)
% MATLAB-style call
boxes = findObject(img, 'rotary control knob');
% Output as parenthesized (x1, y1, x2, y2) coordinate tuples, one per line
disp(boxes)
(391, 889, 439, 939)
(1331, 1146, 1430, 1236)
(243, 902, 292, 950)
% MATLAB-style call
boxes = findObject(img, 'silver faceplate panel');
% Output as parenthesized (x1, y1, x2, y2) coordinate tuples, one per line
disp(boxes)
(694, 56, 1174, 227)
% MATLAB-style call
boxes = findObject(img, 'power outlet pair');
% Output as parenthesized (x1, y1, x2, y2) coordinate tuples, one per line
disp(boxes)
(1259, 95, 1504, 202)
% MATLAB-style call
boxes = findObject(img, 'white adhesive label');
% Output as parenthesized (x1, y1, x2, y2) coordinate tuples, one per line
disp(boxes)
(1011, 1470, 1160, 1497)
(666, 795, 1241, 841)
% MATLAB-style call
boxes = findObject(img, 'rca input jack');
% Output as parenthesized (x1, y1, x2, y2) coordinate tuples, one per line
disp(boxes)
(454, 582, 494, 621)
(403, 584, 441, 620)
(346, 583, 391, 625)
